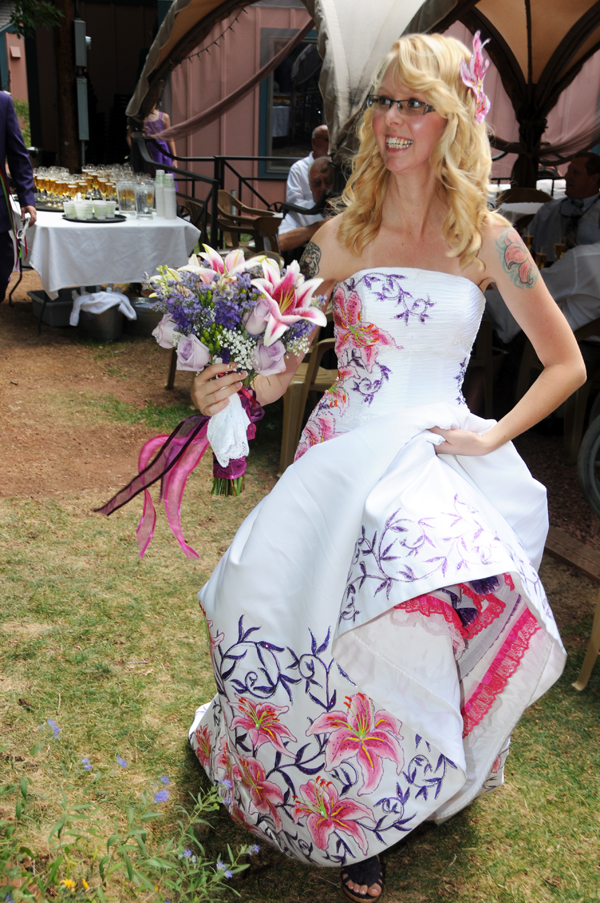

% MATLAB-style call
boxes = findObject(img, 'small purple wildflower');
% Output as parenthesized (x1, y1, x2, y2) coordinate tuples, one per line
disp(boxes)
(225, 870, 233, 879)
(82, 757, 92, 771)
(116, 755, 128, 768)
(160, 775, 170, 785)
(216, 860, 226, 871)
(47, 719, 60, 738)
(248, 844, 260, 856)
(222, 778, 233, 790)
(182, 849, 192, 858)
(154, 789, 170, 803)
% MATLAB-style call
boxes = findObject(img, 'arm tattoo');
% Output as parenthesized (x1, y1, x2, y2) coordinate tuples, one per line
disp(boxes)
(496, 227, 538, 288)
(299, 241, 321, 279)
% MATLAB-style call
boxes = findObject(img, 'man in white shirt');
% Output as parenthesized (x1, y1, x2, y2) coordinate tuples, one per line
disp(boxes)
(279, 125, 329, 238)
(279, 157, 334, 253)
(530, 153, 600, 263)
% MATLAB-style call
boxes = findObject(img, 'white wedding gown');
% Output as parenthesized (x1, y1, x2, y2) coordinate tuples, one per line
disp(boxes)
(189, 268, 565, 867)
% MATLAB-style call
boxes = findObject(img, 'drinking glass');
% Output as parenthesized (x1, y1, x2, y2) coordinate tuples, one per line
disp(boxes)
(135, 181, 154, 216)
(535, 251, 547, 269)
(523, 234, 533, 249)
(117, 180, 135, 213)
(554, 242, 566, 261)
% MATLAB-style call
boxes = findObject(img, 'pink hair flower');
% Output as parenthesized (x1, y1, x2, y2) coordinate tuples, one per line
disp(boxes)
(460, 30, 491, 124)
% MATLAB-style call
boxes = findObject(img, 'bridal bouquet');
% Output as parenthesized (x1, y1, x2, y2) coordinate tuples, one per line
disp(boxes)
(96, 247, 327, 558)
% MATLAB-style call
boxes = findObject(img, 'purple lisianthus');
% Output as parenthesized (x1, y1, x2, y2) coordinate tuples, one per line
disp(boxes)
(244, 297, 271, 335)
(176, 334, 211, 372)
(253, 339, 286, 376)
(152, 314, 177, 349)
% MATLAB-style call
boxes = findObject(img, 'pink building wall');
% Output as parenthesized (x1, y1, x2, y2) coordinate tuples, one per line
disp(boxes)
(170, 4, 313, 208)
(5, 33, 28, 102)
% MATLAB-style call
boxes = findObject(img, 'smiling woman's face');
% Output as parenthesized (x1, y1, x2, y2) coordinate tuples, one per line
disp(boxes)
(371, 67, 447, 177)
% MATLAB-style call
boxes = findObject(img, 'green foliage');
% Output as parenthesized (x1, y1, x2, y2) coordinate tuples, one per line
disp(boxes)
(9, 0, 63, 37)
(0, 734, 251, 902)
(13, 100, 30, 147)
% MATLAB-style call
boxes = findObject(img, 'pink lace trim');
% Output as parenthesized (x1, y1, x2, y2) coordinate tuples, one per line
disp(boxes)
(393, 576, 508, 640)
(461, 608, 540, 738)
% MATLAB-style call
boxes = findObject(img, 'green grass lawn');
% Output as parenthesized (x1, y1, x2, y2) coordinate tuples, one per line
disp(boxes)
(0, 327, 599, 902)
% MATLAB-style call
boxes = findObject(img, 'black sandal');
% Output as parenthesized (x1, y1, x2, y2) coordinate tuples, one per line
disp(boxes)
(340, 855, 383, 902)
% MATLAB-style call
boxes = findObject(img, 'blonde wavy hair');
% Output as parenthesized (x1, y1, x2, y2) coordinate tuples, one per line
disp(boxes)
(337, 32, 493, 269)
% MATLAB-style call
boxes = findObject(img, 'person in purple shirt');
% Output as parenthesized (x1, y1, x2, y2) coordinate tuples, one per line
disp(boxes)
(0, 91, 36, 301)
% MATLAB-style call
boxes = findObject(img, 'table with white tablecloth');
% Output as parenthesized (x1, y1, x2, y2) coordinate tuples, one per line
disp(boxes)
(26, 211, 201, 298)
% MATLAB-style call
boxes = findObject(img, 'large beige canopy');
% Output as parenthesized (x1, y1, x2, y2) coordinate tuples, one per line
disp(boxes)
(128, 0, 600, 184)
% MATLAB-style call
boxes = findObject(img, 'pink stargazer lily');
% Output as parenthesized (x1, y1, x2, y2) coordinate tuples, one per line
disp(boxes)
(460, 30, 491, 123)
(293, 776, 374, 854)
(199, 244, 247, 278)
(307, 692, 404, 794)
(232, 755, 284, 831)
(230, 697, 297, 757)
(252, 258, 327, 346)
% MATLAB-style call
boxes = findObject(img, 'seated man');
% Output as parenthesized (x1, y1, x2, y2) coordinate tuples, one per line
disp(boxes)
(278, 157, 334, 254)
(530, 153, 600, 263)
(485, 242, 600, 344)
(283, 124, 329, 229)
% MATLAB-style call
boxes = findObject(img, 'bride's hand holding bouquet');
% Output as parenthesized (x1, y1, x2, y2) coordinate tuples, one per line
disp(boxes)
(96, 246, 327, 557)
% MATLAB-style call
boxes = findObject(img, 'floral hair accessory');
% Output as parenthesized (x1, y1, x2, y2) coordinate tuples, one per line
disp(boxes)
(460, 30, 490, 123)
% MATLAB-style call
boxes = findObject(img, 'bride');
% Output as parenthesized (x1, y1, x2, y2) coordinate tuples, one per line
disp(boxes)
(189, 32, 584, 902)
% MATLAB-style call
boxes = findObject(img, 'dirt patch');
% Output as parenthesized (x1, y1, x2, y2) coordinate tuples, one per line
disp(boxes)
(0, 622, 52, 639)
(0, 270, 195, 499)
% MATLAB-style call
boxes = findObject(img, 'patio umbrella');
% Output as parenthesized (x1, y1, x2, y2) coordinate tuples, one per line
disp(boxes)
(128, 0, 600, 185)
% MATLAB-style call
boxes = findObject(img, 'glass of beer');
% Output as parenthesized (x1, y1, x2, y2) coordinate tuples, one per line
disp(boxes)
(523, 234, 533, 249)
(535, 250, 547, 269)
(554, 241, 566, 261)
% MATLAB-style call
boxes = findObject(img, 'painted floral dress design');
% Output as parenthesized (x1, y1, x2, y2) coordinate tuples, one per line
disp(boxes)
(190, 269, 564, 867)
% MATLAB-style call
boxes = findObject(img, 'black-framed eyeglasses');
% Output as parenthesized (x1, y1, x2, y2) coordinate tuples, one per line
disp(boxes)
(365, 94, 434, 116)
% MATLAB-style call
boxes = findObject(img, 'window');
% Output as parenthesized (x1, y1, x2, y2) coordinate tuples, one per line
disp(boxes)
(259, 27, 322, 178)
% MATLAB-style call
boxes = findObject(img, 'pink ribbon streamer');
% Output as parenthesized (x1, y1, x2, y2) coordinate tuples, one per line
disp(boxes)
(96, 387, 265, 560)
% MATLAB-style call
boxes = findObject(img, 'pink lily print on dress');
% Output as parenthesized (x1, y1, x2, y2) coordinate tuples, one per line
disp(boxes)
(307, 692, 404, 795)
(293, 776, 374, 854)
(323, 363, 358, 414)
(333, 286, 401, 372)
(231, 697, 297, 757)
(232, 755, 284, 831)
(294, 410, 338, 461)
(192, 724, 212, 770)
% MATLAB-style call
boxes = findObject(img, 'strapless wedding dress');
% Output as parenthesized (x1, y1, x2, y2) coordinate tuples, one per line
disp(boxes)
(189, 269, 564, 867)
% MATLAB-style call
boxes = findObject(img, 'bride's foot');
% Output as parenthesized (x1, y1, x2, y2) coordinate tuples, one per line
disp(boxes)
(341, 856, 383, 901)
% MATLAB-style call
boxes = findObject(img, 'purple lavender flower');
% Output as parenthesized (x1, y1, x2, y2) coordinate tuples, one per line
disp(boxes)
(154, 789, 170, 803)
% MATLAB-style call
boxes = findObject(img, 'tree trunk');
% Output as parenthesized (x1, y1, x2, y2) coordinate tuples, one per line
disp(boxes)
(54, 0, 78, 172)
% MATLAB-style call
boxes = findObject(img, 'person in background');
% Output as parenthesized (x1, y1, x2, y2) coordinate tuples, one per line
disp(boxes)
(530, 153, 600, 263)
(142, 104, 177, 168)
(282, 124, 329, 233)
(278, 156, 334, 254)
(0, 90, 36, 302)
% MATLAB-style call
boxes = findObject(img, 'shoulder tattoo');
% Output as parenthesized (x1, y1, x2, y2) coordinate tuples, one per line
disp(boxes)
(299, 241, 321, 279)
(496, 227, 538, 288)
